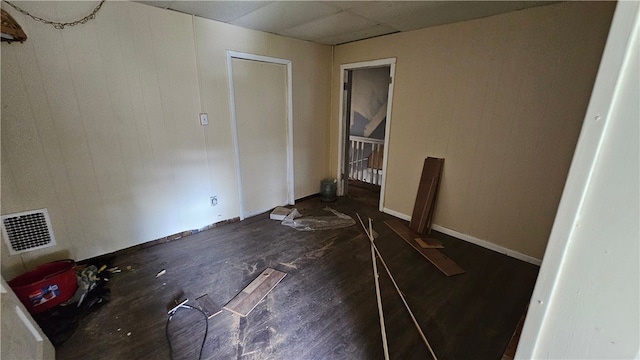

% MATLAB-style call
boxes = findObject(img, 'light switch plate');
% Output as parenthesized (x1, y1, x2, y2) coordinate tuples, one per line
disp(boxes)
(199, 113, 208, 126)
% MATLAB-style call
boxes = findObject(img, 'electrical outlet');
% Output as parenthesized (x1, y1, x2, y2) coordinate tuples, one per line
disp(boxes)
(210, 196, 217, 206)
(199, 113, 209, 126)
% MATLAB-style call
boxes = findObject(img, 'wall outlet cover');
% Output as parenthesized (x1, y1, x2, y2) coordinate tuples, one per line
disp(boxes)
(199, 113, 208, 126)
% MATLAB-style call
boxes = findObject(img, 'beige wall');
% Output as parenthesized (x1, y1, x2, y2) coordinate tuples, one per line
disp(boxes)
(331, 2, 615, 259)
(0, 1, 331, 278)
(0, 0, 614, 276)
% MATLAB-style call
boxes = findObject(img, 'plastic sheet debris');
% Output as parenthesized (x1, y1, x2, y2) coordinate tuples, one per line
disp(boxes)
(281, 207, 356, 231)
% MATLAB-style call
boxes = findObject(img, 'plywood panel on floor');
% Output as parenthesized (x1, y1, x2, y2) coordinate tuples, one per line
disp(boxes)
(224, 268, 286, 317)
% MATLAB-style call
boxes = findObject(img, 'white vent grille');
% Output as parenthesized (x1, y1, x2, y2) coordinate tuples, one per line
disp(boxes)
(1, 209, 56, 255)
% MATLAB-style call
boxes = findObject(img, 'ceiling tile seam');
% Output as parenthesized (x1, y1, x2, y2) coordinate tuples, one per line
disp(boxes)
(224, 1, 274, 23)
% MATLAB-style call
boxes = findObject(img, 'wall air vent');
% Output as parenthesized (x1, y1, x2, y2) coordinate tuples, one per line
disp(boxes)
(1, 209, 56, 255)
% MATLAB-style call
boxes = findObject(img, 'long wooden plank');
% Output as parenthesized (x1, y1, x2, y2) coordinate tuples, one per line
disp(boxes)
(357, 214, 438, 359)
(415, 237, 444, 249)
(224, 268, 287, 316)
(409, 157, 444, 234)
(385, 219, 465, 276)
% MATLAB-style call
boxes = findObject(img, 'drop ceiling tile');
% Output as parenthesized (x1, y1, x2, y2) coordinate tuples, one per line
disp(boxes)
(385, 1, 554, 32)
(279, 11, 378, 41)
(348, 1, 441, 23)
(383, 2, 463, 31)
(324, 1, 374, 11)
(168, 1, 272, 23)
(230, 2, 340, 33)
(134, 1, 175, 9)
(315, 24, 399, 45)
(134, 0, 557, 45)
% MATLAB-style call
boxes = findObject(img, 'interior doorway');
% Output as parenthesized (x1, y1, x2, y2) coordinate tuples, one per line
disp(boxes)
(337, 58, 396, 211)
(227, 51, 294, 219)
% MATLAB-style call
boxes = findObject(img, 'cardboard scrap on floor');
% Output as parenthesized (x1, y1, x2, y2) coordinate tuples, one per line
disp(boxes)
(224, 267, 286, 317)
(280, 207, 355, 231)
(270, 206, 292, 220)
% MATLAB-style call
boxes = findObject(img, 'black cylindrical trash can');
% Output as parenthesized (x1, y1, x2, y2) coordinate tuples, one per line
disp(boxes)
(320, 178, 337, 202)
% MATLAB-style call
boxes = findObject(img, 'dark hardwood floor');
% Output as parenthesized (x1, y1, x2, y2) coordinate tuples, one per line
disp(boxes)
(55, 187, 538, 360)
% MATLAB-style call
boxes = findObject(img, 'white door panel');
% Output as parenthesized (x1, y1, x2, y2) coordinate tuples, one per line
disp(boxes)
(232, 58, 288, 217)
(1, 277, 55, 359)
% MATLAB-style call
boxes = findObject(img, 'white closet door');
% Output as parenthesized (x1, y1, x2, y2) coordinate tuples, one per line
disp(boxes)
(232, 58, 288, 217)
(1, 278, 55, 359)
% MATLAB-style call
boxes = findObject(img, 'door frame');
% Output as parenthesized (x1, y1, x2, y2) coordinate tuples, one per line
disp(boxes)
(337, 58, 396, 212)
(226, 51, 294, 220)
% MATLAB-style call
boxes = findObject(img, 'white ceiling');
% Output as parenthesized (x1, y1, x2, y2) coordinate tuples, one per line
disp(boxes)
(135, 1, 556, 45)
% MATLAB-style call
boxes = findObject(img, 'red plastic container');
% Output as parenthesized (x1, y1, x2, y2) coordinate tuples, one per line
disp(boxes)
(8, 259, 77, 315)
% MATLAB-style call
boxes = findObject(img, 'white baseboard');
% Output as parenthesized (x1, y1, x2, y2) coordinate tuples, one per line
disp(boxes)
(431, 225, 542, 266)
(380, 208, 542, 266)
(381, 207, 411, 221)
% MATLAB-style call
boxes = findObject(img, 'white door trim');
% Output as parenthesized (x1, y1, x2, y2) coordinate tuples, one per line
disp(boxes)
(337, 58, 396, 212)
(226, 51, 294, 220)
